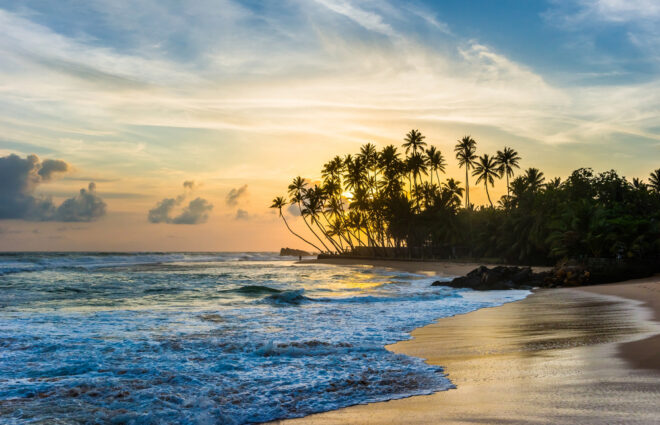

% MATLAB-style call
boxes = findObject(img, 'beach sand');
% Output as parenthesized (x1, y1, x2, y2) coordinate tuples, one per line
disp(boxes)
(275, 260, 660, 425)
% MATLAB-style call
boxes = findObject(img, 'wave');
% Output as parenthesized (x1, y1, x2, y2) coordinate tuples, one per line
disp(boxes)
(0, 252, 285, 276)
(226, 285, 282, 296)
(265, 289, 310, 305)
(255, 340, 354, 357)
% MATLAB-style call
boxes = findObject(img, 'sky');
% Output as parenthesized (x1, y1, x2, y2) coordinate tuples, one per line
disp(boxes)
(1, 0, 659, 251)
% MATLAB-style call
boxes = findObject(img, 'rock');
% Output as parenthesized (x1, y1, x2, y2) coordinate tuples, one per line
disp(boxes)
(433, 266, 544, 291)
(279, 247, 312, 257)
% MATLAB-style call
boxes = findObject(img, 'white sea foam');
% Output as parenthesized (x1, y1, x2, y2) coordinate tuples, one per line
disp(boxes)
(0, 253, 529, 424)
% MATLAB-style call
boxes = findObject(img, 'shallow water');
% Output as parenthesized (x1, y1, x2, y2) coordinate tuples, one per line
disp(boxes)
(0, 252, 529, 424)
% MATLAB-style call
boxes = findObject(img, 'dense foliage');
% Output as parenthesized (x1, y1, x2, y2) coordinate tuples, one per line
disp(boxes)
(272, 130, 660, 265)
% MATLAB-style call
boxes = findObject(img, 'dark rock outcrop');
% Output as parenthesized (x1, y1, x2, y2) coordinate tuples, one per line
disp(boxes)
(432, 259, 656, 290)
(279, 247, 312, 257)
(432, 266, 551, 290)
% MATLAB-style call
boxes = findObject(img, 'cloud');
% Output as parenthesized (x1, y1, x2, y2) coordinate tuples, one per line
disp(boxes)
(544, 0, 660, 59)
(172, 197, 213, 224)
(38, 159, 70, 180)
(287, 203, 301, 217)
(235, 208, 249, 220)
(0, 153, 106, 222)
(148, 198, 178, 224)
(225, 184, 248, 206)
(148, 181, 213, 224)
(1, 0, 660, 190)
(54, 182, 107, 222)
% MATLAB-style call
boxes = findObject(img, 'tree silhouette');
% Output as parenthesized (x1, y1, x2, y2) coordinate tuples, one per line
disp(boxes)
(270, 196, 322, 252)
(455, 135, 477, 208)
(495, 147, 521, 196)
(426, 146, 446, 186)
(650, 169, 660, 193)
(288, 176, 331, 252)
(524, 168, 545, 192)
(272, 130, 660, 265)
(472, 154, 499, 207)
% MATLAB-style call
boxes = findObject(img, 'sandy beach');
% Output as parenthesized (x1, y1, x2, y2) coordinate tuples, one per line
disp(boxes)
(275, 260, 660, 425)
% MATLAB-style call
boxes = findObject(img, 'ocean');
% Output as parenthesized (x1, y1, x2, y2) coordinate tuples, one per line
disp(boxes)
(0, 252, 529, 424)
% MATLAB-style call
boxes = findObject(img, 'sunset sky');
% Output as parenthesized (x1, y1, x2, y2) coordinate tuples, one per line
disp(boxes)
(1, 0, 660, 251)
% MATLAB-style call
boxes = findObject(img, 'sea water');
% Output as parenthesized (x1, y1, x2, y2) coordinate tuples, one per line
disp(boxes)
(0, 253, 529, 424)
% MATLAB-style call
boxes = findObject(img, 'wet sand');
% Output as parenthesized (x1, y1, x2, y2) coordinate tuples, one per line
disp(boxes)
(276, 261, 660, 425)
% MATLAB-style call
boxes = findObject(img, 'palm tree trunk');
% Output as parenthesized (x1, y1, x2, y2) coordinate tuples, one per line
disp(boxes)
(465, 168, 469, 208)
(321, 212, 349, 252)
(298, 202, 331, 253)
(506, 174, 510, 197)
(314, 216, 342, 253)
(280, 214, 322, 252)
(485, 183, 493, 207)
(337, 197, 363, 248)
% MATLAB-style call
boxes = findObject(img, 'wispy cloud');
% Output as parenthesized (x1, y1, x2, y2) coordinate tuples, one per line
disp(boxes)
(0, 0, 659, 212)
(225, 184, 248, 207)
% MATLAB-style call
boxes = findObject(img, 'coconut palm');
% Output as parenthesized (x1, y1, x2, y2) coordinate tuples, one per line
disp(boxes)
(402, 129, 427, 155)
(455, 135, 477, 208)
(344, 155, 368, 193)
(650, 169, 660, 193)
(288, 176, 331, 253)
(406, 151, 428, 210)
(524, 168, 545, 192)
(270, 196, 322, 252)
(472, 154, 499, 207)
(359, 143, 378, 170)
(495, 147, 521, 196)
(302, 186, 342, 253)
(426, 146, 446, 186)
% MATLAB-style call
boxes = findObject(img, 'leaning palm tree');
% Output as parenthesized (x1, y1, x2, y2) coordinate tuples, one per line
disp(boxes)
(495, 147, 521, 196)
(472, 154, 499, 207)
(270, 196, 322, 252)
(288, 176, 331, 253)
(650, 169, 660, 193)
(426, 146, 446, 186)
(402, 129, 427, 155)
(454, 135, 477, 208)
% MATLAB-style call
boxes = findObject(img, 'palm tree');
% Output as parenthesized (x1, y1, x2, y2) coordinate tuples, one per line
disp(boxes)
(426, 146, 446, 186)
(288, 176, 331, 253)
(359, 143, 378, 169)
(302, 186, 343, 253)
(495, 147, 521, 196)
(270, 196, 322, 252)
(650, 169, 660, 193)
(455, 135, 477, 208)
(402, 129, 426, 155)
(524, 168, 545, 192)
(406, 151, 428, 210)
(472, 154, 499, 207)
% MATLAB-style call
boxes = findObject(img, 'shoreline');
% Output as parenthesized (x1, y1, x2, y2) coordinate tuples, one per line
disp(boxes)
(276, 258, 660, 424)
(301, 257, 552, 276)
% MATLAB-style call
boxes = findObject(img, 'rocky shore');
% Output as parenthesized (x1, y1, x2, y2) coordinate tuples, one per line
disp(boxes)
(433, 260, 656, 290)
(279, 247, 312, 257)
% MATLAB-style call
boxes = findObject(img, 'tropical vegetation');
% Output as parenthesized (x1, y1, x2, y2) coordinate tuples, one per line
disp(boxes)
(271, 130, 660, 265)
